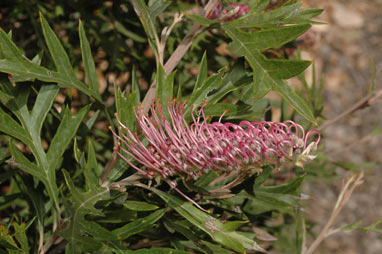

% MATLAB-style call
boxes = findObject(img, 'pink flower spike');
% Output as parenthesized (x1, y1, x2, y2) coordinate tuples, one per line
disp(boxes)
(112, 99, 320, 209)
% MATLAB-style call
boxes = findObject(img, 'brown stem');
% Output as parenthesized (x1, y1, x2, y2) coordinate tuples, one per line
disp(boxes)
(303, 172, 364, 254)
(318, 89, 382, 131)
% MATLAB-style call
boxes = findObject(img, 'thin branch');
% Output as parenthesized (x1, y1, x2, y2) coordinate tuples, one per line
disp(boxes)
(140, 0, 220, 115)
(328, 131, 381, 157)
(318, 89, 382, 131)
(303, 172, 364, 254)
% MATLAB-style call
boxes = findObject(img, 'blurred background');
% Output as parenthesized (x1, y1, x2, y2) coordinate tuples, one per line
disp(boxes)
(301, 0, 382, 253)
(0, 0, 381, 253)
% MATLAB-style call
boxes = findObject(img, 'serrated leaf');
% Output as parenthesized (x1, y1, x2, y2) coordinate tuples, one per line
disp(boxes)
(222, 24, 315, 123)
(186, 14, 217, 27)
(0, 27, 100, 101)
(14, 174, 45, 247)
(115, 83, 137, 131)
(0, 225, 20, 252)
(186, 70, 224, 114)
(156, 63, 175, 119)
(0, 107, 31, 147)
(13, 223, 29, 253)
(85, 140, 100, 190)
(193, 52, 208, 95)
(124, 200, 159, 211)
(203, 103, 252, 118)
(79, 21, 101, 98)
(9, 140, 60, 213)
(340, 220, 362, 231)
(30, 84, 59, 137)
(279, 8, 323, 24)
(0, 75, 30, 126)
(40, 14, 99, 100)
(132, 66, 141, 104)
(227, 24, 311, 52)
(148, 187, 263, 253)
(9, 141, 45, 181)
(206, 63, 250, 105)
(47, 105, 89, 171)
(39, 13, 72, 75)
(201, 240, 233, 254)
(59, 169, 112, 253)
(148, 0, 171, 22)
(359, 220, 382, 233)
(226, 3, 302, 28)
(130, 0, 159, 53)
(128, 248, 192, 254)
(112, 208, 166, 240)
(85, 110, 100, 130)
(255, 175, 304, 194)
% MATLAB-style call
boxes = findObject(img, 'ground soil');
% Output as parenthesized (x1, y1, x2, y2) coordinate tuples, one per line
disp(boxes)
(301, 0, 382, 253)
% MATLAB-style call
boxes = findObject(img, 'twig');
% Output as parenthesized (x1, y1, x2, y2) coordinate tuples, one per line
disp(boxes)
(318, 89, 382, 131)
(303, 172, 364, 254)
(158, 13, 184, 65)
(328, 131, 381, 157)
(140, 0, 220, 114)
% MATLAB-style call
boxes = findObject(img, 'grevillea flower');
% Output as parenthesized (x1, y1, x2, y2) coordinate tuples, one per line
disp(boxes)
(207, 3, 250, 22)
(111, 99, 320, 210)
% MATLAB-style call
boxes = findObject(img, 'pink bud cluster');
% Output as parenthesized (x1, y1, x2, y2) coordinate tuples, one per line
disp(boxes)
(112, 99, 320, 182)
(207, 3, 250, 22)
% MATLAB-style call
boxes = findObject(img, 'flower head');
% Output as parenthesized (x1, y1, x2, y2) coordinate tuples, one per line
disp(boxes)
(112, 99, 320, 181)
(207, 3, 250, 22)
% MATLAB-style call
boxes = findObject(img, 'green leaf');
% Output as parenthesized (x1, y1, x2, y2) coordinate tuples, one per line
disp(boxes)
(132, 66, 141, 104)
(186, 70, 224, 114)
(227, 24, 311, 51)
(148, 187, 264, 253)
(79, 21, 101, 99)
(193, 52, 208, 94)
(85, 140, 100, 190)
(0, 75, 30, 125)
(40, 13, 72, 76)
(40, 13, 99, 100)
(114, 83, 137, 131)
(0, 225, 20, 252)
(59, 170, 112, 253)
(255, 175, 304, 194)
(30, 84, 59, 137)
(9, 140, 45, 181)
(148, 0, 171, 22)
(0, 107, 32, 147)
(359, 220, 382, 233)
(128, 248, 191, 254)
(226, 3, 302, 28)
(156, 63, 175, 119)
(206, 63, 250, 105)
(203, 103, 252, 119)
(0, 26, 100, 101)
(9, 140, 60, 213)
(279, 8, 323, 24)
(340, 220, 362, 231)
(130, 0, 159, 53)
(112, 208, 166, 240)
(222, 24, 316, 123)
(124, 200, 159, 211)
(186, 14, 217, 27)
(14, 174, 45, 248)
(114, 21, 147, 43)
(47, 105, 89, 171)
(13, 223, 29, 253)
